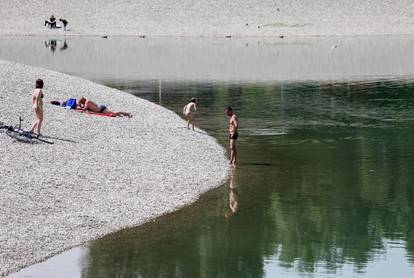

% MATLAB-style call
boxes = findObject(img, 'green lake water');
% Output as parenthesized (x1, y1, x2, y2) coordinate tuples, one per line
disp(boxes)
(3, 37, 414, 277)
(81, 80, 414, 277)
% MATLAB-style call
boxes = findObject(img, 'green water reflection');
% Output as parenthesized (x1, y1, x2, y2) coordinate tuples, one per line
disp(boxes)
(82, 80, 414, 277)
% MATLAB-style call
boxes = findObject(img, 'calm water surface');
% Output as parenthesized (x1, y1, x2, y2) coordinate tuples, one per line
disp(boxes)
(3, 37, 414, 277)
(98, 80, 414, 278)
(13, 79, 414, 278)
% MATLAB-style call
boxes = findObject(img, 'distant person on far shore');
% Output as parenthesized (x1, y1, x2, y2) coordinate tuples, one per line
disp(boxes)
(44, 15, 56, 28)
(30, 79, 44, 135)
(225, 106, 238, 166)
(59, 18, 68, 31)
(183, 98, 197, 130)
(78, 97, 132, 117)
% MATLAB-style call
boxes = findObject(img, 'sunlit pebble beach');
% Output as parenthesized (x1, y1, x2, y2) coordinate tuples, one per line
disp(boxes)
(0, 0, 413, 36)
(0, 60, 228, 276)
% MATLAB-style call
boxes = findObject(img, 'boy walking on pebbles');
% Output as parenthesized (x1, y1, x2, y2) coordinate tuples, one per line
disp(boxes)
(183, 98, 197, 130)
(225, 106, 238, 166)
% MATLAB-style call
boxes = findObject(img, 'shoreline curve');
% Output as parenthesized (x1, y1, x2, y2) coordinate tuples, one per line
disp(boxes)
(0, 60, 229, 276)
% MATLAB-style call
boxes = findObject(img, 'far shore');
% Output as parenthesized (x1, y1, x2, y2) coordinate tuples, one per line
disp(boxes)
(1, 0, 414, 37)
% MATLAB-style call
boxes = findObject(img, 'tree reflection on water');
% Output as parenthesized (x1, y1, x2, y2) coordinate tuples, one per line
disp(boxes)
(82, 80, 414, 277)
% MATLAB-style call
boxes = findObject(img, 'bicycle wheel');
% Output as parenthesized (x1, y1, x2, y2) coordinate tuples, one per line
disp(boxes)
(6, 129, 32, 143)
(34, 135, 54, 144)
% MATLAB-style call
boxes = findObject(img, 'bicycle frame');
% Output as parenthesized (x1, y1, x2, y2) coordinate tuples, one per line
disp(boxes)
(1, 117, 54, 144)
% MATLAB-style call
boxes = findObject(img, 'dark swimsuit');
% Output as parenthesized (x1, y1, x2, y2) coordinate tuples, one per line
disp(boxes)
(99, 105, 107, 113)
(229, 132, 238, 140)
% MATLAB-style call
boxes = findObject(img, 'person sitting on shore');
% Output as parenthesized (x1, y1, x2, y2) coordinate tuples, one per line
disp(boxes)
(183, 98, 197, 130)
(44, 15, 57, 29)
(59, 18, 68, 31)
(78, 97, 132, 117)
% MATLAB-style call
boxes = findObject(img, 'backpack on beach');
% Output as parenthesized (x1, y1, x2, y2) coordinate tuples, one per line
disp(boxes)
(64, 98, 77, 109)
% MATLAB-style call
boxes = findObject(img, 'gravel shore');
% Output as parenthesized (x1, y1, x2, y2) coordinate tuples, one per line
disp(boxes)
(1, 0, 414, 36)
(0, 60, 229, 276)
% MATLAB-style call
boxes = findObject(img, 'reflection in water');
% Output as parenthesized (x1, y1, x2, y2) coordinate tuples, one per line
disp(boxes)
(225, 169, 238, 218)
(44, 39, 68, 53)
(3, 36, 414, 82)
(61, 40, 68, 51)
(10, 80, 414, 277)
(77, 80, 414, 277)
(44, 40, 56, 53)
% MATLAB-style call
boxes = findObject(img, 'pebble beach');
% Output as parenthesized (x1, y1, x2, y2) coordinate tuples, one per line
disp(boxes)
(1, 0, 414, 36)
(0, 60, 228, 276)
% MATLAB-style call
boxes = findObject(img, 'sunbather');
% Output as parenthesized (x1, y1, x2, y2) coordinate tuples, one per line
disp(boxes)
(78, 97, 132, 117)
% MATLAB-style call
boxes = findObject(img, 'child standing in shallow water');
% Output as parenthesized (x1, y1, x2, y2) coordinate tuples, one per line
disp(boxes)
(183, 98, 197, 130)
(30, 79, 44, 135)
(225, 106, 238, 166)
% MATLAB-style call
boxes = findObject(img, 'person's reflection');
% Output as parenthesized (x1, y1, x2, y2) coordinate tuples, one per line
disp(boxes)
(225, 169, 238, 218)
(44, 39, 57, 53)
(44, 39, 68, 53)
(60, 40, 68, 51)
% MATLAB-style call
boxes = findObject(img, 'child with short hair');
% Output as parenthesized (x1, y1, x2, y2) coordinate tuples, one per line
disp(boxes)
(183, 98, 197, 130)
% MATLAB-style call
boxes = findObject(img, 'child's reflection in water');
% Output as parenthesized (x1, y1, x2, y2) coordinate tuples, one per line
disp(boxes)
(225, 169, 238, 218)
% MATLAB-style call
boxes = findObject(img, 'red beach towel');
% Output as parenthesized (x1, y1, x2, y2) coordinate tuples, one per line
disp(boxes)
(75, 109, 116, 117)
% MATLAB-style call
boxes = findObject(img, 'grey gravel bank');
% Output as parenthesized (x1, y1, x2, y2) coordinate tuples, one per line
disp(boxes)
(0, 60, 229, 276)
(1, 0, 414, 36)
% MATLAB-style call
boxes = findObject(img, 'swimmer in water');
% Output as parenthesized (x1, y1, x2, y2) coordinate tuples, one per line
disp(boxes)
(183, 98, 197, 130)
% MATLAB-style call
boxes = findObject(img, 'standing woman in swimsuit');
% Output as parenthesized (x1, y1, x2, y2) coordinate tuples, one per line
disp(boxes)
(30, 79, 44, 135)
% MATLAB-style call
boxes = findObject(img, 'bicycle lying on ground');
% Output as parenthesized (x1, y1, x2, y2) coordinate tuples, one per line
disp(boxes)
(0, 117, 54, 144)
